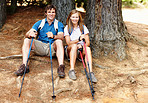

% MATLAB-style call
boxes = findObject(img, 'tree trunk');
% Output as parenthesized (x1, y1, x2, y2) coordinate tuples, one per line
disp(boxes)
(52, 0, 75, 25)
(0, 0, 6, 29)
(84, 0, 95, 41)
(85, 0, 129, 60)
(11, 0, 17, 13)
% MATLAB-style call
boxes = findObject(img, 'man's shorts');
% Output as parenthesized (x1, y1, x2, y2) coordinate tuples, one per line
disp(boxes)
(33, 39, 56, 56)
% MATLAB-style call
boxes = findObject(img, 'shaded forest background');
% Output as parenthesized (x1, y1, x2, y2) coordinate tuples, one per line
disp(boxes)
(1, 0, 148, 60)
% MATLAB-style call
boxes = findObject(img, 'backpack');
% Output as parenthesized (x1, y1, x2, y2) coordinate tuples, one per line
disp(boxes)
(38, 18, 58, 33)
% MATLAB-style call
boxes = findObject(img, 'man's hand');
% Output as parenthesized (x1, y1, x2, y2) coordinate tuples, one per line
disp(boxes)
(26, 29, 37, 38)
(46, 32, 54, 39)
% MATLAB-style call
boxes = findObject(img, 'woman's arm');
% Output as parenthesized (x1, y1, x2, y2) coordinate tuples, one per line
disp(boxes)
(84, 34, 90, 47)
(65, 35, 79, 46)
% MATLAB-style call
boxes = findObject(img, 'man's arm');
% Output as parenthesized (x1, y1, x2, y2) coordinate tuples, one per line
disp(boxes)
(25, 28, 37, 38)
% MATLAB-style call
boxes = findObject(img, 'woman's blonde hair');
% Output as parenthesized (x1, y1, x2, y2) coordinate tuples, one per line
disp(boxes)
(66, 9, 84, 34)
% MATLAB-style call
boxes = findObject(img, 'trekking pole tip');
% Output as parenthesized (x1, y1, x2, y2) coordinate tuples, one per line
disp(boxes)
(52, 95, 56, 100)
(19, 94, 21, 98)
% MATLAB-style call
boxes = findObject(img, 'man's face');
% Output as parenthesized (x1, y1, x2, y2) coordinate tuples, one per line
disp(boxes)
(46, 8, 56, 21)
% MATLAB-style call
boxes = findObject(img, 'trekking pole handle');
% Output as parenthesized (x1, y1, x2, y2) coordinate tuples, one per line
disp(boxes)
(78, 48, 83, 52)
(82, 38, 85, 42)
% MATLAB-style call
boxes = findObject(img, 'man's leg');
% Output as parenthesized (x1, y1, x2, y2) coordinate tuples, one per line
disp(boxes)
(54, 39, 65, 78)
(14, 38, 35, 76)
(22, 38, 35, 65)
(54, 39, 64, 65)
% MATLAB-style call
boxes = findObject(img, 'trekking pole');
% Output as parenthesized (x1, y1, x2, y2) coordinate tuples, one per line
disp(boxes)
(78, 48, 95, 99)
(48, 37, 56, 100)
(19, 37, 34, 97)
(82, 39, 95, 99)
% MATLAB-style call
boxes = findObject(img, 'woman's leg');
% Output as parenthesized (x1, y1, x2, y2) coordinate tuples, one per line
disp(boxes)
(83, 46, 97, 83)
(67, 44, 77, 80)
(68, 44, 77, 70)
(83, 46, 92, 72)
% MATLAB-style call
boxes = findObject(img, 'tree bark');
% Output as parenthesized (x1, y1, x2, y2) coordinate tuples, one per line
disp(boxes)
(85, 0, 129, 60)
(52, 0, 75, 25)
(84, 0, 95, 41)
(11, 0, 17, 13)
(0, 0, 6, 29)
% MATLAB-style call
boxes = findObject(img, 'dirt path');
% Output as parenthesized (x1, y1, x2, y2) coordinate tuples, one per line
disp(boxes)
(0, 7, 148, 103)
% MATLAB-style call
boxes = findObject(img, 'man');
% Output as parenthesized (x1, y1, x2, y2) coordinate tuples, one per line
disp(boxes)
(14, 5, 65, 78)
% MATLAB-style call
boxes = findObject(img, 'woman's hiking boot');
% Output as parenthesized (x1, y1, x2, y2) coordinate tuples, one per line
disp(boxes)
(14, 64, 30, 76)
(69, 70, 76, 80)
(57, 64, 65, 78)
(88, 72, 97, 83)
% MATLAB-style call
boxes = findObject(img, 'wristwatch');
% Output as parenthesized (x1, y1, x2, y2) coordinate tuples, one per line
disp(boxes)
(53, 35, 55, 39)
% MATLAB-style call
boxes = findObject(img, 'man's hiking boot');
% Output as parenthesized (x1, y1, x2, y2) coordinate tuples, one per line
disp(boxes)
(88, 72, 97, 83)
(69, 70, 76, 80)
(57, 64, 65, 78)
(14, 64, 30, 76)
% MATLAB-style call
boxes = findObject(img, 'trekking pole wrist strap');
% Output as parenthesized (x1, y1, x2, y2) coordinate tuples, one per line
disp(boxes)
(78, 36, 81, 41)
(82, 38, 85, 42)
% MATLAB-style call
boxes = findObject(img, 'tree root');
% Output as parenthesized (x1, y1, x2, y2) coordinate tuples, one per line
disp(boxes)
(94, 63, 110, 69)
(0, 54, 49, 63)
(126, 33, 147, 47)
(54, 88, 72, 95)
(0, 54, 22, 59)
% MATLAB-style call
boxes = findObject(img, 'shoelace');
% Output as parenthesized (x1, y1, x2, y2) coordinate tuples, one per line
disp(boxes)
(60, 65, 65, 72)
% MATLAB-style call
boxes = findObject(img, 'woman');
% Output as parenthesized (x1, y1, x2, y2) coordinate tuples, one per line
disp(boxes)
(64, 9, 97, 83)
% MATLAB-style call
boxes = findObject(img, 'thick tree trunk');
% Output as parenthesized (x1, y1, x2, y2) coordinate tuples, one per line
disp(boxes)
(85, 0, 129, 60)
(84, 0, 95, 41)
(52, 0, 75, 25)
(11, 0, 17, 13)
(0, 0, 6, 29)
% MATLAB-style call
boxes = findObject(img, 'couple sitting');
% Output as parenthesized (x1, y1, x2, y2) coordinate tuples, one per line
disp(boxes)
(14, 5, 97, 83)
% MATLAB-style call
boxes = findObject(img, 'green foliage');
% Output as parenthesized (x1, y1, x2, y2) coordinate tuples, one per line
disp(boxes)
(122, 0, 148, 8)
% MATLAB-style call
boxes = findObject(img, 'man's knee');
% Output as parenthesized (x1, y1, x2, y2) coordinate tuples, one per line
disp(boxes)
(23, 38, 34, 49)
(24, 38, 31, 43)
(55, 39, 63, 46)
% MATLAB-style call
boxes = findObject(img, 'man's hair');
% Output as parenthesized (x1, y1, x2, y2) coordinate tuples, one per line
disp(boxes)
(44, 5, 57, 13)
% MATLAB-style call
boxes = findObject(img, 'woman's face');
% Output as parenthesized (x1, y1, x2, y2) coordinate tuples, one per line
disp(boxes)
(70, 12, 79, 25)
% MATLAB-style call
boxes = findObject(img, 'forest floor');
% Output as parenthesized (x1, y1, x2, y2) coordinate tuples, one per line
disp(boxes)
(0, 6, 148, 103)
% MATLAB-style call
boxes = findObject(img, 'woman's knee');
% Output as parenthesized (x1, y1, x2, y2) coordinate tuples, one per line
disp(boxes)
(71, 44, 77, 50)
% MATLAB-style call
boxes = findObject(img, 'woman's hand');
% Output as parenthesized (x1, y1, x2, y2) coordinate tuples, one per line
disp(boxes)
(77, 44, 82, 49)
(79, 34, 85, 41)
